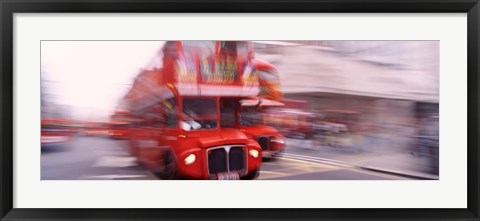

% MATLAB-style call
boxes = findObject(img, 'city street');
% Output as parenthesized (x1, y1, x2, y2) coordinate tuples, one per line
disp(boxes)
(41, 136, 408, 180)
(40, 41, 439, 181)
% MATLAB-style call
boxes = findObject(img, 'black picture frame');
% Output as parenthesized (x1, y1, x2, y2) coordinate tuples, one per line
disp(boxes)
(1, 0, 479, 220)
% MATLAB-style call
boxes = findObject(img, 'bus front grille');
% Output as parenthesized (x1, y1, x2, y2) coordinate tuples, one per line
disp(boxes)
(229, 146, 245, 171)
(207, 145, 246, 175)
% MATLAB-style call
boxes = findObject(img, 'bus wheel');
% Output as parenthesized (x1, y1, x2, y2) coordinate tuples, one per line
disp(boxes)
(241, 168, 260, 180)
(155, 149, 178, 180)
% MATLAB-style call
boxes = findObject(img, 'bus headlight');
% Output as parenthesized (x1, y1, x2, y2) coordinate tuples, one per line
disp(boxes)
(184, 153, 196, 165)
(249, 149, 259, 158)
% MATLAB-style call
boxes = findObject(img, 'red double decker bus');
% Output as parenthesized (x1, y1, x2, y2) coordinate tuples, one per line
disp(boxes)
(119, 41, 286, 179)
(220, 59, 286, 158)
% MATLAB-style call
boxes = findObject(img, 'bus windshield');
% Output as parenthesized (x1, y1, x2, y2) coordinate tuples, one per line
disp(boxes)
(240, 106, 263, 126)
(182, 98, 218, 130)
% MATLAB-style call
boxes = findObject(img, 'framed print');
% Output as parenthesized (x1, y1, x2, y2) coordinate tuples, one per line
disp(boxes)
(1, 0, 479, 220)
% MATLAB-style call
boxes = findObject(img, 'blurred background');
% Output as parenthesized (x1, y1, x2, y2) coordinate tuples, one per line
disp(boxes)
(41, 41, 439, 180)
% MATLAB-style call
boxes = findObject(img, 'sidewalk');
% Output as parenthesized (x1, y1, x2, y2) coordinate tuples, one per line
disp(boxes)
(285, 138, 439, 180)
(355, 153, 439, 180)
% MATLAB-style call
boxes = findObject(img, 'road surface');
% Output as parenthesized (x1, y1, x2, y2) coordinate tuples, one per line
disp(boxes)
(41, 136, 408, 180)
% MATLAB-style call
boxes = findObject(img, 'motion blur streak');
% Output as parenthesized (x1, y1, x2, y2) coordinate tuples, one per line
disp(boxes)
(41, 41, 439, 180)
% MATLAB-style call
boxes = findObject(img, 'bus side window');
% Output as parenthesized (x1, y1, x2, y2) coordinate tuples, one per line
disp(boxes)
(162, 99, 178, 127)
(148, 103, 166, 127)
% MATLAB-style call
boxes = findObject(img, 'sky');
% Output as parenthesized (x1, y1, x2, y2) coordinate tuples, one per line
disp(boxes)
(41, 41, 165, 121)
